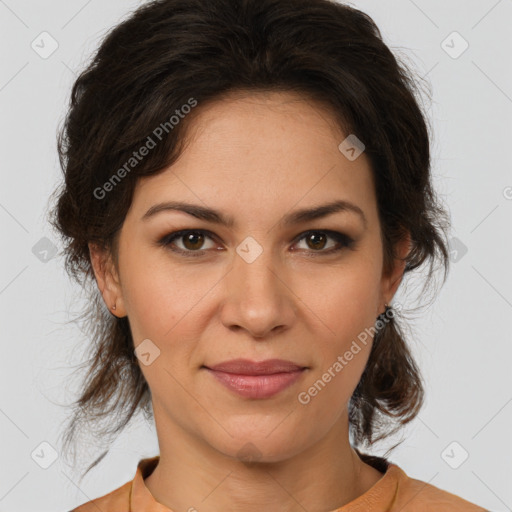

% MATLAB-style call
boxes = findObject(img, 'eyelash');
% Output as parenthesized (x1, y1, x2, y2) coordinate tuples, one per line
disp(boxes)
(157, 229, 355, 258)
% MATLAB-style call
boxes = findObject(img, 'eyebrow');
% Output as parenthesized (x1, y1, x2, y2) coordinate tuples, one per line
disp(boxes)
(141, 199, 367, 229)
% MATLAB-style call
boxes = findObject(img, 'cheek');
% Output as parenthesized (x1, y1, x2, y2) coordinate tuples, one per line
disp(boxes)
(296, 338, 371, 433)
(119, 243, 198, 339)
(122, 271, 174, 342)
(120, 255, 220, 386)
(125, 263, 202, 400)
(295, 259, 380, 401)
(297, 293, 376, 422)
(300, 261, 381, 344)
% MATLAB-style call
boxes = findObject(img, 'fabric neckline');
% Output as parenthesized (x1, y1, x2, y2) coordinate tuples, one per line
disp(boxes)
(131, 454, 401, 511)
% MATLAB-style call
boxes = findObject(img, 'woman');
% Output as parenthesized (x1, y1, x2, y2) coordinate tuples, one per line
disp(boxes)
(49, 0, 488, 510)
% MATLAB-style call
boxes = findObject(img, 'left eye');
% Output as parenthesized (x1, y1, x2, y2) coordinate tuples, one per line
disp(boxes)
(158, 229, 354, 257)
(293, 230, 352, 253)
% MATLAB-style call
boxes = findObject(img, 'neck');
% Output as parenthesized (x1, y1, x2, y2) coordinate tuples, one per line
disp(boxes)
(144, 406, 385, 512)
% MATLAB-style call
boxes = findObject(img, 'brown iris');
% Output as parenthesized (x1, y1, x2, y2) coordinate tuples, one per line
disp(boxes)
(304, 232, 328, 251)
(182, 232, 205, 250)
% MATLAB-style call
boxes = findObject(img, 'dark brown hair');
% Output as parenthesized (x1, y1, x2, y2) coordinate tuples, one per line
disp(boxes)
(48, 0, 451, 479)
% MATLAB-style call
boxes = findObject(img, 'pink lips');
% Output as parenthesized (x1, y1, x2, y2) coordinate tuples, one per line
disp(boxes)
(204, 358, 307, 399)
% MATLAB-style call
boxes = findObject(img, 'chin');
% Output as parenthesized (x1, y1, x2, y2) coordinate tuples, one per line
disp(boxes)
(207, 423, 309, 465)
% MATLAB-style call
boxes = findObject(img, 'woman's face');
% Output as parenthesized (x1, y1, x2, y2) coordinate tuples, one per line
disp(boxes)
(91, 90, 406, 462)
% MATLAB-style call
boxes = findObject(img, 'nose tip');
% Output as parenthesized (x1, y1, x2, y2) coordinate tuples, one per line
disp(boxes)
(220, 251, 295, 339)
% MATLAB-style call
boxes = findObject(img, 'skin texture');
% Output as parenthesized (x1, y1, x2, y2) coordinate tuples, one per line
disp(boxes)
(89, 90, 410, 512)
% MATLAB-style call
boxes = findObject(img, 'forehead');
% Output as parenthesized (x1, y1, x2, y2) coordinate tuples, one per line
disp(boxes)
(183, 89, 347, 151)
(126, 90, 377, 227)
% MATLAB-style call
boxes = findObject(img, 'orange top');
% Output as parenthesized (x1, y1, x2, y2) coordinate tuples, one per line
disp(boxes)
(70, 456, 488, 511)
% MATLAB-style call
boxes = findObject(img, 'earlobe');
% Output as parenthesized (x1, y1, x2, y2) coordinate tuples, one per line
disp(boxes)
(88, 242, 126, 317)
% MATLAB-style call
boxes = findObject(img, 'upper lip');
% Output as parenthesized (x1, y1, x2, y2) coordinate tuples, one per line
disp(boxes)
(204, 358, 307, 375)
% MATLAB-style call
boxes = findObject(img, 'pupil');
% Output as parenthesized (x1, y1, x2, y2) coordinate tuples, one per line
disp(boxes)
(184, 232, 204, 250)
(308, 233, 326, 250)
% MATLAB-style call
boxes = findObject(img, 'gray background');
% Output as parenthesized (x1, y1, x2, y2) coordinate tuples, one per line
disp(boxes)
(0, 0, 511, 510)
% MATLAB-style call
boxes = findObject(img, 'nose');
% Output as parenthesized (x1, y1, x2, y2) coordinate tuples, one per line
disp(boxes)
(219, 244, 296, 339)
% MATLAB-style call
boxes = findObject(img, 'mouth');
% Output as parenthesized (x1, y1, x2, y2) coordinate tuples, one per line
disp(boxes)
(202, 359, 308, 399)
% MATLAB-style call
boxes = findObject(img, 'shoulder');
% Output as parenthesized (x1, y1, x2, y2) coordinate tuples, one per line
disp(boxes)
(68, 480, 131, 512)
(390, 464, 488, 511)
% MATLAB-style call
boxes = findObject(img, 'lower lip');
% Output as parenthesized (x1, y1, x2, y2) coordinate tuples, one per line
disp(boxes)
(205, 368, 306, 399)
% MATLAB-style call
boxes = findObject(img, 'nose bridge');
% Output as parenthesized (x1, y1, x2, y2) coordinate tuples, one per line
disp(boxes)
(221, 234, 294, 337)
(233, 234, 281, 298)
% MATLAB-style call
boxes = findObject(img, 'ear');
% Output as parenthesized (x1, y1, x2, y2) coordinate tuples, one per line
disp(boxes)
(88, 242, 127, 317)
(379, 230, 411, 310)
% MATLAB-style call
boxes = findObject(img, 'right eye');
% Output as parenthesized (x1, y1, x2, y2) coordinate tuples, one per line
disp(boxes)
(158, 229, 220, 257)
